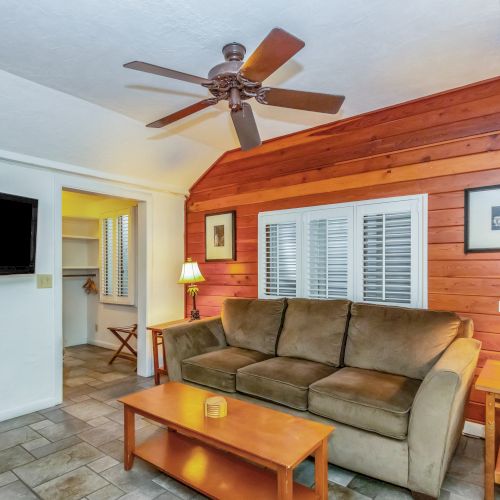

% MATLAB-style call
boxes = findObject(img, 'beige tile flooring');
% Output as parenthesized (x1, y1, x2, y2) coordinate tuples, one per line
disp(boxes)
(0, 344, 492, 499)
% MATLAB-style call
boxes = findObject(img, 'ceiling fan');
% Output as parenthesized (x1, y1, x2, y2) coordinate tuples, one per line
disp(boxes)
(123, 28, 345, 151)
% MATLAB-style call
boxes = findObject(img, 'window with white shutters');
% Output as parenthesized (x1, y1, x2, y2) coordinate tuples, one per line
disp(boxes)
(100, 208, 135, 305)
(355, 197, 423, 307)
(258, 195, 426, 307)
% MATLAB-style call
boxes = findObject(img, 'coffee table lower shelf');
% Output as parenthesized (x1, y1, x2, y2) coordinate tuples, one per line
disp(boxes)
(134, 428, 317, 500)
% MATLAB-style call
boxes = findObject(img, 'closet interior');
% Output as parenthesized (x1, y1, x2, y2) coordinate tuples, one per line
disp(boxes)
(62, 190, 138, 359)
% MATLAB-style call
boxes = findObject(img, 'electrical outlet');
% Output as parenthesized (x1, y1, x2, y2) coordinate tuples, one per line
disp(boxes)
(36, 274, 53, 289)
(95, 324, 98, 332)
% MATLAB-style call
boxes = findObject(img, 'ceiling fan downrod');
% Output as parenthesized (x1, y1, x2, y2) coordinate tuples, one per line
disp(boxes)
(229, 87, 242, 111)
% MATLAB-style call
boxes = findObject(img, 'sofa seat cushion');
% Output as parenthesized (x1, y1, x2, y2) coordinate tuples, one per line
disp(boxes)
(236, 356, 337, 410)
(309, 367, 421, 439)
(221, 298, 287, 355)
(277, 298, 351, 366)
(182, 347, 271, 392)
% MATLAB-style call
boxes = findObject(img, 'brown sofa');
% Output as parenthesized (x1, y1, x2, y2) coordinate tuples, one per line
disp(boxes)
(163, 298, 480, 498)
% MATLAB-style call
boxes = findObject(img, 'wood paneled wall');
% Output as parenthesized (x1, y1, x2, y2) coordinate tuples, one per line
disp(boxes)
(186, 76, 500, 423)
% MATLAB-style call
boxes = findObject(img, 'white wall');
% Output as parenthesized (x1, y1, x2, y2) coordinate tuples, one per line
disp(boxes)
(91, 303, 138, 350)
(63, 278, 92, 347)
(0, 155, 185, 421)
(63, 279, 138, 351)
(0, 160, 58, 418)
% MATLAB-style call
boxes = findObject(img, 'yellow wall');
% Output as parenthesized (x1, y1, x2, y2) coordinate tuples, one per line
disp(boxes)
(62, 190, 137, 219)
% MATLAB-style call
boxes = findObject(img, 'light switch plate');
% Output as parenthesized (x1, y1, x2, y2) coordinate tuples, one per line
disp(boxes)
(37, 274, 53, 289)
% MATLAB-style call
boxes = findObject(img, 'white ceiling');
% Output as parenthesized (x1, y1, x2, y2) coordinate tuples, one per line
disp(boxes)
(0, 0, 499, 192)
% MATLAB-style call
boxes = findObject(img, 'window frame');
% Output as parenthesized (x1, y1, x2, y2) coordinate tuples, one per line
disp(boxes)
(258, 194, 427, 308)
(99, 207, 136, 305)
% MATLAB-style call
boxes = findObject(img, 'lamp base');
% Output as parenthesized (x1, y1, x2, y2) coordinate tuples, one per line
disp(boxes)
(189, 309, 201, 321)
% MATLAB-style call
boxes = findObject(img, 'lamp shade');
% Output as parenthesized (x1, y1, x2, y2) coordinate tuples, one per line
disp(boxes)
(178, 258, 205, 284)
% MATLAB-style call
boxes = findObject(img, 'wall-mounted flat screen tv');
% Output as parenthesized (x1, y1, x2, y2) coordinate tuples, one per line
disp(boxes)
(0, 192, 38, 275)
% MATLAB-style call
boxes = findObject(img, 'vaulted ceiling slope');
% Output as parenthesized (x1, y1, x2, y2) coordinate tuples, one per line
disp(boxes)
(0, 0, 499, 192)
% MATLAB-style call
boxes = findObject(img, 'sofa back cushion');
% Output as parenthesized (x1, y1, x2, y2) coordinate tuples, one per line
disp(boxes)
(221, 298, 286, 355)
(344, 303, 461, 380)
(457, 318, 474, 339)
(277, 299, 351, 366)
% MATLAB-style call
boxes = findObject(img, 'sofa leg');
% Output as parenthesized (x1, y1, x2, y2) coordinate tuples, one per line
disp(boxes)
(411, 492, 437, 500)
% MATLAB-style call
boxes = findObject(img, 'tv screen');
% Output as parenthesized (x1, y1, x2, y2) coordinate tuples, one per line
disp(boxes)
(0, 192, 38, 275)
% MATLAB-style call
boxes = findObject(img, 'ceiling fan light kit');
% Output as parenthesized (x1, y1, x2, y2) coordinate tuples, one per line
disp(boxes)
(124, 28, 345, 151)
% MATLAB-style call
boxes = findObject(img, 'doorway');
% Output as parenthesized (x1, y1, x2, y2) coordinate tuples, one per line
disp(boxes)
(61, 189, 143, 387)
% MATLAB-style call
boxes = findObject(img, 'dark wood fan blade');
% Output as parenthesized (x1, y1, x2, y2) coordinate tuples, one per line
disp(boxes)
(124, 61, 212, 86)
(261, 88, 345, 114)
(146, 100, 215, 128)
(239, 28, 305, 83)
(231, 103, 261, 151)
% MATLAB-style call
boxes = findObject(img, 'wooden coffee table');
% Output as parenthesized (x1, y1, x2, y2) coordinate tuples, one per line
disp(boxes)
(119, 382, 334, 499)
(475, 359, 500, 500)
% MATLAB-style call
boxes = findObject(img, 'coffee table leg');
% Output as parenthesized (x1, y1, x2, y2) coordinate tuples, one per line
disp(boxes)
(124, 405, 135, 470)
(152, 331, 160, 385)
(315, 438, 328, 500)
(277, 466, 293, 499)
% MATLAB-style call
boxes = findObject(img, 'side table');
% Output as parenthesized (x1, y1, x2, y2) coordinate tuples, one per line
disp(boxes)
(147, 319, 187, 385)
(475, 359, 500, 500)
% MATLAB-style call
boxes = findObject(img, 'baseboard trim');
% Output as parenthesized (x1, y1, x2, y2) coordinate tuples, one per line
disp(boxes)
(86, 339, 117, 351)
(463, 420, 485, 438)
(0, 397, 60, 422)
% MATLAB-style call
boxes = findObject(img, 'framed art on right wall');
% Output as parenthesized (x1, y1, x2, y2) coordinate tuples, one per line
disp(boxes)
(465, 185, 500, 253)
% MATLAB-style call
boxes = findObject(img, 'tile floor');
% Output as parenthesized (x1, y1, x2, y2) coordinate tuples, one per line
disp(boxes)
(0, 344, 492, 499)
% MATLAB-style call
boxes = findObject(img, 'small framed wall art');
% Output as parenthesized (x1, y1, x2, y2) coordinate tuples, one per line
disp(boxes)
(205, 211, 236, 261)
(465, 185, 500, 252)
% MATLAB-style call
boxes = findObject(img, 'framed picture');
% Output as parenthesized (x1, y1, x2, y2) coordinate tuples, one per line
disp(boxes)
(205, 211, 236, 261)
(465, 185, 500, 252)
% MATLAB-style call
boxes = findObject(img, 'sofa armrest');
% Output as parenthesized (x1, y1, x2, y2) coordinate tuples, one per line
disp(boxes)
(408, 337, 481, 497)
(163, 316, 227, 381)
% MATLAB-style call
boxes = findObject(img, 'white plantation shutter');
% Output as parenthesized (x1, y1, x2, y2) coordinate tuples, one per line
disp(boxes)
(361, 211, 412, 304)
(356, 197, 423, 307)
(259, 213, 301, 298)
(264, 222, 297, 297)
(305, 208, 353, 299)
(117, 214, 129, 297)
(101, 217, 113, 297)
(259, 195, 426, 307)
(100, 208, 135, 305)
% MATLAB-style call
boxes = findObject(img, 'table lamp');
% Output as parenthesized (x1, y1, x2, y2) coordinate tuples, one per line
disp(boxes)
(178, 258, 205, 321)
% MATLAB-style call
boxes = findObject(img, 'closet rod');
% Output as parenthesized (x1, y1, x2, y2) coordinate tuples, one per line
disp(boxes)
(63, 273, 97, 278)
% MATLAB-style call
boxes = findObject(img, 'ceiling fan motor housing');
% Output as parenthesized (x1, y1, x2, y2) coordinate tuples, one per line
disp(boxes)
(206, 42, 264, 110)
(207, 60, 242, 80)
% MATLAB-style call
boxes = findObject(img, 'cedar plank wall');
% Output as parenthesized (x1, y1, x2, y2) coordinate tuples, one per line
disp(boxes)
(186, 76, 500, 424)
